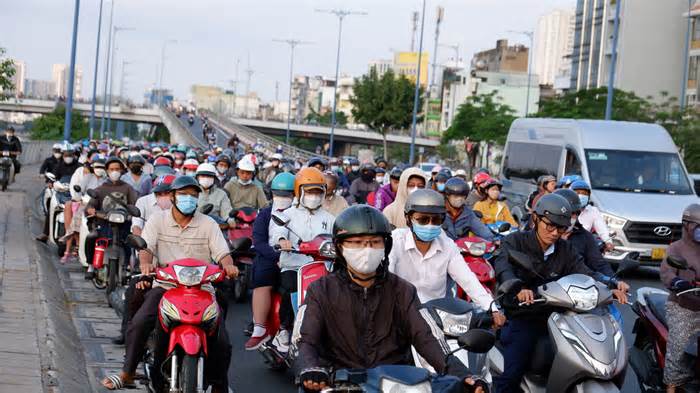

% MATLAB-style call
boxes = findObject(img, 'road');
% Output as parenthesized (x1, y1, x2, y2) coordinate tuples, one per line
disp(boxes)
(177, 112, 231, 149)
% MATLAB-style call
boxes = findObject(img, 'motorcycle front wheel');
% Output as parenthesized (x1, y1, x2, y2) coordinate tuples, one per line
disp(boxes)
(179, 354, 199, 393)
(93, 266, 108, 290)
(106, 258, 118, 294)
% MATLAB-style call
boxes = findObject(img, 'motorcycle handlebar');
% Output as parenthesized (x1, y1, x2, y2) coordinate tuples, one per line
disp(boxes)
(518, 298, 546, 307)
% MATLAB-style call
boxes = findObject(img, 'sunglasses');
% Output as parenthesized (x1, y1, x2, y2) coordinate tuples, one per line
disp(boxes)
(411, 214, 445, 226)
(539, 217, 568, 234)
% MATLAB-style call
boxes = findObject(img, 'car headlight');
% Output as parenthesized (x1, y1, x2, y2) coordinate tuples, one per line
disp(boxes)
(173, 265, 206, 286)
(380, 378, 432, 393)
(160, 297, 181, 328)
(601, 213, 627, 228)
(107, 212, 126, 223)
(436, 309, 472, 337)
(319, 240, 336, 259)
(567, 286, 599, 311)
(464, 241, 486, 257)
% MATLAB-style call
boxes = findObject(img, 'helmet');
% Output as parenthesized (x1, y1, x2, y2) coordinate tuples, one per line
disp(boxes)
(105, 156, 125, 170)
(444, 177, 470, 196)
(52, 143, 62, 151)
(482, 178, 503, 190)
(454, 169, 467, 178)
(375, 167, 386, 175)
(195, 163, 217, 177)
(534, 193, 572, 227)
(215, 154, 232, 166)
(434, 172, 449, 183)
(682, 203, 700, 225)
(360, 163, 375, 173)
(186, 150, 198, 159)
(473, 172, 491, 186)
(271, 153, 283, 161)
(61, 144, 75, 153)
(404, 189, 446, 215)
(431, 165, 442, 174)
(182, 158, 199, 171)
(333, 205, 393, 263)
(170, 175, 202, 192)
(154, 156, 173, 167)
(307, 157, 327, 169)
(91, 158, 106, 169)
(570, 180, 591, 192)
(237, 156, 256, 172)
(349, 158, 360, 166)
(557, 174, 583, 188)
(537, 174, 557, 187)
(271, 172, 296, 197)
(127, 154, 146, 165)
(553, 188, 582, 212)
(294, 167, 326, 197)
(152, 174, 177, 193)
(389, 167, 403, 180)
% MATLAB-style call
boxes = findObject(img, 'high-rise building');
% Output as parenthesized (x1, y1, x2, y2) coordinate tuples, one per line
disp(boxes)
(393, 51, 430, 87)
(9, 60, 26, 96)
(24, 79, 56, 98)
(51, 63, 83, 99)
(682, 1, 700, 106)
(570, 0, 688, 101)
(368, 59, 393, 77)
(472, 40, 529, 73)
(534, 9, 575, 87)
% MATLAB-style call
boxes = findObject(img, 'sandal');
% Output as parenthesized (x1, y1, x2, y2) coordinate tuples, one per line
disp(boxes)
(101, 374, 135, 390)
(60, 254, 71, 264)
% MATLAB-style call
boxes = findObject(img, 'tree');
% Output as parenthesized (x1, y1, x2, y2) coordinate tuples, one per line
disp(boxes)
(304, 106, 348, 127)
(0, 47, 16, 101)
(30, 104, 89, 141)
(648, 92, 700, 172)
(350, 68, 423, 160)
(535, 87, 653, 122)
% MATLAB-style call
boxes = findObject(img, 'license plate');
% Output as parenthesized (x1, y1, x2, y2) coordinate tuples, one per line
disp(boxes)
(651, 248, 666, 260)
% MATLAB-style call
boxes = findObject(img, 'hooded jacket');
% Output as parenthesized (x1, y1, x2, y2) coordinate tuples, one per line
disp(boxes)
(374, 182, 396, 212)
(382, 168, 428, 229)
(660, 223, 700, 311)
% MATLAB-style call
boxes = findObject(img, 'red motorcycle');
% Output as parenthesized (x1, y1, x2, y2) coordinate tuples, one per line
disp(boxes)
(228, 207, 257, 303)
(454, 235, 497, 301)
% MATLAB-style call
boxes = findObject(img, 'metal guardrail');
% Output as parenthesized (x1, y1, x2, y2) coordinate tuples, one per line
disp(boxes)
(19, 140, 58, 165)
(156, 107, 206, 148)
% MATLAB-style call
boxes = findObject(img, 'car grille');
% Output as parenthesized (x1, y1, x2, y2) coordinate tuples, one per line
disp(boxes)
(623, 221, 682, 245)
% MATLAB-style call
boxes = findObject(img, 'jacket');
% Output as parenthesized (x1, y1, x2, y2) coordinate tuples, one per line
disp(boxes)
(197, 186, 233, 219)
(383, 168, 428, 229)
(87, 180, 138, 211)
(269, 204, 335, 270)
(465, 189, 485, 209)
(660, 224, 700, 311)
(297, 269, 460, 376)
(494, 229, 604, 320)
(252, 206, 280, 269)
(52, 160, 81, 180)
(223, 179, 268, 209)
(349, 178, 379, 205)
(578, 204, 612, 243)
(566, 224, 615, 277)
(374, 183, 396, 212)
(0, 135, 22, 153)
(322, 194, 349, 217)
(473, 199, 518, 228)
(442, 207, 494, 241)
(121, 172, 153, 197)
(40, 156, 59, 175)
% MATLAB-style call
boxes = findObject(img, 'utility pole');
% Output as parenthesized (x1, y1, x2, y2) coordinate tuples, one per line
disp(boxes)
(158, 39, 177, 106)
(63, 0, 81, 143)
(118, 60, 130, 104)
(99, 0, 114, 139)
(410, 11, 419, 52)
(605, 0, 622, 120)
(315, 7, 367, 157)
(275, 81, 280, 102)
(680, 0, 692, 111)
(244, 54, 254, 118)
(409, 0, 427, 165)
(274, 38, 312, 145)
(509, 30, 534, 117)
(88, 0, 104, 139)
(430, 6, 444, 90)
(106, 26, 133, 135)
(233, 57, 240, 116)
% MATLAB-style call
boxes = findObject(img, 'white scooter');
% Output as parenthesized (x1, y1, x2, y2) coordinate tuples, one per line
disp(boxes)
(47, 175, 72, 257)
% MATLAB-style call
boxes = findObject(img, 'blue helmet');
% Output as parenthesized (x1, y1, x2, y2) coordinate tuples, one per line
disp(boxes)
(570, 180, 591, 192)
(271, 172, 296, 197)
(557, 174, 583, 188)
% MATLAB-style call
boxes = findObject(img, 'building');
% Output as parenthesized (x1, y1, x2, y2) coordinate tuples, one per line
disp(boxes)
(570, 0, 688, 101)
(683, 1, 700, 106)
(24, 79, 55, 99)
(51, 63, 83, 99)
(144, 88, 173, 106)
(472, 40, 529, 73)
(10, 60, 26, 97)
(534, 9, 575, 87)
(190, 84, 261, 118)
(368, 59, 393, 77)
(393, 51, 430, 87)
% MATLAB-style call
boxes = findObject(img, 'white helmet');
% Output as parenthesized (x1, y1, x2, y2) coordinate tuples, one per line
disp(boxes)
(271, 153, 283, 161)
(52, 143, 63, 150)
(196, 163, 217, 177)
(237, 156, 256, 172)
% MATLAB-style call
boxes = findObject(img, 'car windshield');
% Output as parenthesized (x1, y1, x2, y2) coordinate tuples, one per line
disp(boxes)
(585, 149, 693, 194)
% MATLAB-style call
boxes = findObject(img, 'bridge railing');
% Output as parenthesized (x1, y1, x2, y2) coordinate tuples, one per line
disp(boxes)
(18, 140, 59, 165)
(156, 107, 206, 148)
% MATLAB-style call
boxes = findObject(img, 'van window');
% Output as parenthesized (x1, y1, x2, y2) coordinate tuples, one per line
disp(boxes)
(565, 148, 582, 176)
(503, 142, 562, 182)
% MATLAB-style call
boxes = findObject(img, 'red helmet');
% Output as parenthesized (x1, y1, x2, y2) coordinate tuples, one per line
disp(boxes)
(482, 177, 503, 190)
(473, 172, 491, 186)
(152, 174, 176, 193)
(154, 156, 173, 167)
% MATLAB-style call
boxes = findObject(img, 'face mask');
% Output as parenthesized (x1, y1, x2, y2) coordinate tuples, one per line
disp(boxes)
(343, 247, 385, 274)
(693, 226, 700, 243)
(376, 176, 385, 184)
(156, 195, 172, 210)
(108, 170, 122, 182)
(302, 194, 323, 210)
(217, 165, 228, 174)
(63, 156, 74, 164)
(407, 186, 419, 195)
(448, 196, 466, 208)
(53, 152, 62, 159)
(184, 171, 196, 177)
(78, 154, 88, 164)
(175, 194, 198, 216)
(272, 196, 293, 211)
(351, 165, 360, 172)
(411, 222, 442, 242)
(436, 183, 446, 192)
(198, 177, 214, 189)
(94, 168, 106, 178)
(579, 195, 589, 207)
(238, 178, 252, 186)
(175, 159, 183, 166)
(129, 165, 143, 175)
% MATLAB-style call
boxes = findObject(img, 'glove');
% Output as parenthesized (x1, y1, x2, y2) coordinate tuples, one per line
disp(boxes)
(299, 367, 330, 392)
(671, 277, 694, 292)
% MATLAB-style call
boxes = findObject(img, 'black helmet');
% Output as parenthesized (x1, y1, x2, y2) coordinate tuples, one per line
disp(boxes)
(127, 154, 146, 165)
(170, 175, 202, 193)
(682, 203, 700, 225)
(553, 189, 582, 212)
(333, 205, 393, 262)
(105, 156, 125, 170)
(435, 172, 449, 183)
(534, 193, 572, 227)
(405, 189, 446, 215)
(215, 154, 232, 166)
(389, 167, 403, 180)
(307, 157, 327, 169)
(444, 177, 470, 196)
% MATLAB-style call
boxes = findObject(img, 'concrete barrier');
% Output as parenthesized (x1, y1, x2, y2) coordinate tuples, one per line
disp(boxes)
(156, 107, 205, 148)
(18, 140, 57, 165)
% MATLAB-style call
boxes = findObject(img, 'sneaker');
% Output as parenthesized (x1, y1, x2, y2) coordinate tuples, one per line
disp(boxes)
(244, 334, 270, 351)
(271, 330, 290, 354)
(35, 234, 48, 243)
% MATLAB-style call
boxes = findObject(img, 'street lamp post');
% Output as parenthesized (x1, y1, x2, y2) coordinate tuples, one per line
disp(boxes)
(605, 0, 622, 120)
(274, 39, 311, 145)
(106, 26, 132, 136)
(99, 0, 115, 139)
(88, 0, 104, 139)
(63, 0, 81, 143)
(409, 0, 427, 165)
(680, 0, 693, 111)
(158, 39, 177, 107)
(509, 30, 534, 117)
(315, 8, 367, 158)
(118, 60, 130, 104)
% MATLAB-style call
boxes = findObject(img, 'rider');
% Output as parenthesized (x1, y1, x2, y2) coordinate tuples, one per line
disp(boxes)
(245, 172, 296, 350)
(214, 154, 234, 187)
(382, 167, 428, 228)
(431, 171, 449, 195)
(660, 203, 700, 392)
(525, 174, 556, 213)
(195, 163, 233, 219)
(442, 177, 494, 241)
(465, 171, 490, 209)
(224, 154, 268, 209)
(261, 153, 283, 185)
(321, 171, 349, 217)
(570, 180, 614, 251)
(121, 154, 151, 197)
(473, 178, 518, 228)
(345, 158, 361, 184)
(374, 166, 402, 211)
(0, 126, 22, 174)
(36, 145, 81, 243)
(297, 205, 482, 392)
(39, 143, 63, 176)
(348, 163, 378, 204)
(307, 157, 327, 172)
(492, 194, 626, 393)
(181, 158, 199, 177)
(101, 175, 238, 391)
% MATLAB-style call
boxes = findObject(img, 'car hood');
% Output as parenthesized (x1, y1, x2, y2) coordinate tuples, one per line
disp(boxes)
(592, 190, 700, 223)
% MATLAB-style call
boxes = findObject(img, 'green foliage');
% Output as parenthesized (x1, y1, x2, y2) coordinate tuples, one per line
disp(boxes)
(146, 125, 170, 142)
(535, 87, 653, 121)
(648, 93, 700, 172)
(30, 105, 89, 141)
(305, 107, 348, 127)
(0, 47, 16, 101)
(441, 91, 516, 145)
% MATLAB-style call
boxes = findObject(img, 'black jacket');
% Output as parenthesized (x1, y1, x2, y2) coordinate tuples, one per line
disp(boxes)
(297, 269, 464, 377)
(40, 156, 60, 175)
(0, 135, 22, 153)
(567, 224, 614, 277)
(51, 160, 81, 180)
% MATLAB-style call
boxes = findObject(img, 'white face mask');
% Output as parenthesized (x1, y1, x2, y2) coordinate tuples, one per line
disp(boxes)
(217, 165, 228, 174)
(272, 196, 293, 211)
(63, 156, 74, 164)
(448, 196, 466, 208)
(375, 176, 385, 184)
(53, 152, 62, 159)
(238, 178, 252, 186)
(351, 165, 360, 172)
(301, 194, 323, 210)
(94, 168, 106, 178)
(198, 177, 214, 189)
(108, 170, 122, 182)
(407, 186, 419, 195)
(343, 247, 385, 274)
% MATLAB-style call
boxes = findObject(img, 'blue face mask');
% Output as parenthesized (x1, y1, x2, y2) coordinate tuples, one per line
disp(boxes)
(412, 222, 442, 242)
(175, 194, 198, 216)
(437, 183, 446, 192)
(694, 227, 700, 243)
(579, 195, 589, 207)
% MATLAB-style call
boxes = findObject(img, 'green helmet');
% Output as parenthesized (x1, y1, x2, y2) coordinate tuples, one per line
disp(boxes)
(271, 172, 295, 197)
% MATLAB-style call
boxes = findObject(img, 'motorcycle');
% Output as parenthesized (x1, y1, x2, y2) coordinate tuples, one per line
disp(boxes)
(0, 150, 16, 191)
(126, 235, 226, 393)
(454, 234, 497, 299)
(630, 255, 700, 392)
(228, 207, 258, 302)
(318, 329, 496, 393)
(487, 221, 517, 241)
(46, 175, 73, 257)
(488, 250, 638, 392)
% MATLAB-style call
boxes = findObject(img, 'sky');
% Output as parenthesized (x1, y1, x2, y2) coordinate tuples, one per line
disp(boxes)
(1, 0, 575, 104)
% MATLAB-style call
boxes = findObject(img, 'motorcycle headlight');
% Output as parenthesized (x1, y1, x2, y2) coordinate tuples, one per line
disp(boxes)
(436, 309, 472, 337)
(319, 240, 336, 259)
(567, 286, 599, 312)
(160, 297, 181, 328)
(173, 265, 206, 286)
(107, 212, 126, 223)
(601, 213, 627, 228)
(380, 378, 432, 393)
(465, 241, 486, 257)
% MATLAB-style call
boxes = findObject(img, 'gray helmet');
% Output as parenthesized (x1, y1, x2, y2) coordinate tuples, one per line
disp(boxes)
(534, 193, 572, 227)
(553, 188, 582, 212)
(682, 203, 700, 225)
(404, 189, 446, 215)
(444, 177, 469, 196)
(537, 174, 556, 187)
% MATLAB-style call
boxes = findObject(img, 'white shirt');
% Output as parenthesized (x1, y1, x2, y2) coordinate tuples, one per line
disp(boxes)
(388, 228, 495, 311)
(132, 193, 167, 230)
(578, 204, 611, 242)
(269, 204, 335, 271)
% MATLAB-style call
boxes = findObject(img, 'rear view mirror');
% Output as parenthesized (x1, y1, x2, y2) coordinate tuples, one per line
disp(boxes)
(271, 211, 291, 227)
(458, 329, 496, 353)
(200, 203, 214, 215)
(126, 234, 147, 250)
(73, 185, 82, 193)
(498, 222, 511, 233)
(86, 189, 98, 198)
(666, 255, 689, 270)
(126, 205, 141, 218)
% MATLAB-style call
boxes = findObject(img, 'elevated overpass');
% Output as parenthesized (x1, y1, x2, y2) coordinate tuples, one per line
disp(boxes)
(0, 98, 162, 124)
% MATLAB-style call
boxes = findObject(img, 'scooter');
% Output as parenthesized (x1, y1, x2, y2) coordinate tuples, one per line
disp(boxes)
(126, 235, 226, 393)
(488, 250, 638, 392)
(630, 255, 700, 392)
(47, 175, 73, 257)
(228, 207, 258, 303)
(454, 234, 497, 299)
(318, 329, 496, 393)
(0, 150, 16, 191)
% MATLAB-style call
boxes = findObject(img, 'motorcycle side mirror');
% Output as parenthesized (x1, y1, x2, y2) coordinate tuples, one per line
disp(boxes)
(666, 255, 689, 270)
(498, 222, 512, 233)
(615, 257, 639, 278)
(271, 211, 291, 227)
(126, 234, 148, 250)
(73, 185, 82, 193)
(200, 203, 214, 215)
(45, 172, 56, 182)
(457, 329, 496, 354)
(229, 208, 239, 218)
(497, 278, 523, 298)
(473, 210, 484, 219)
(126, 205, 141, 218)
(86, 189, 98, 198)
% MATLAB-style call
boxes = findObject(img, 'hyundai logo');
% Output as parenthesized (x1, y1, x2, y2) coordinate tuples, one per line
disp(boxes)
(653, 226, 672, 237)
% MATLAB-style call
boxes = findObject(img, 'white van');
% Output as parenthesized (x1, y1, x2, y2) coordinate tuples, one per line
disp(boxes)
(500, 118, 699, 265)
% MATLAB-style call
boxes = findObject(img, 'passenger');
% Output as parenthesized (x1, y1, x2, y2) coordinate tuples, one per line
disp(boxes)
(382, 167, 428, 229)
(473, 178, 518, 228)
